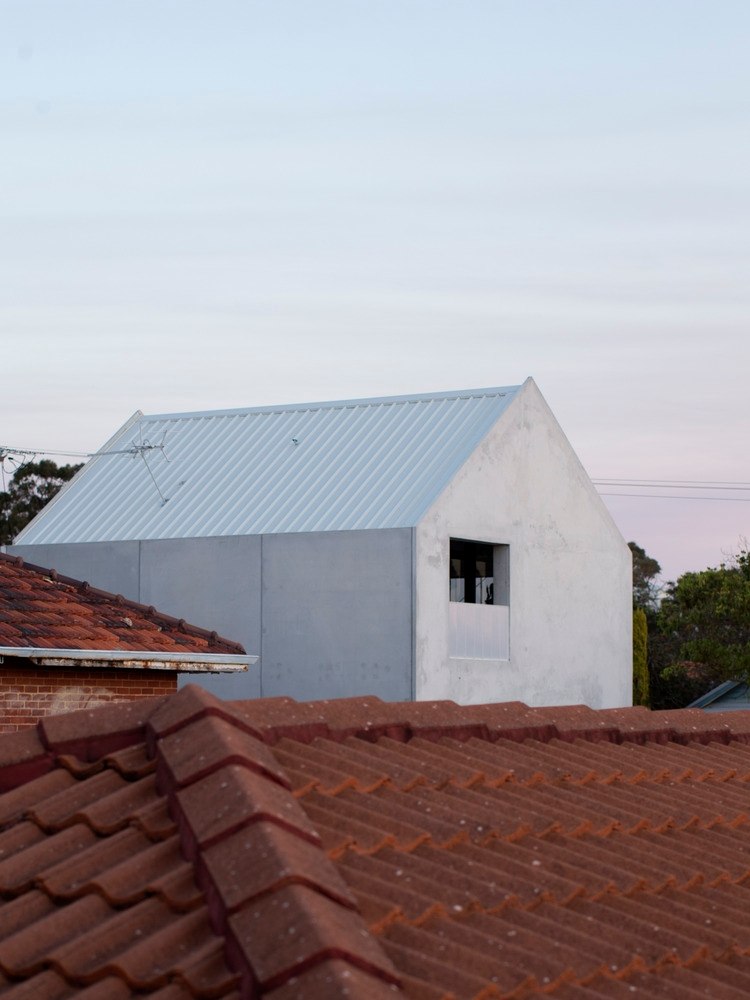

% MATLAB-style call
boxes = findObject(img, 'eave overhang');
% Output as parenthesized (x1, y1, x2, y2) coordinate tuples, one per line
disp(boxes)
(0, 647, 255, 673)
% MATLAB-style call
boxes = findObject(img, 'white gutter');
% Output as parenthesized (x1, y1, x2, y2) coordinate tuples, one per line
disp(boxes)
(0, 647, 255, 673)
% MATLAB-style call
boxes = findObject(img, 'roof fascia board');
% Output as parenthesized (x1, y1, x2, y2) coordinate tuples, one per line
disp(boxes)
(0, 646, 254, 673)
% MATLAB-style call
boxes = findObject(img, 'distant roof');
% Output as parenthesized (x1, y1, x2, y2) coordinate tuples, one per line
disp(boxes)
(3, 687, 750, 997)
(16, 383, 524, 544)
(690, 679, 750, 711)
(0, 553, 250, 672)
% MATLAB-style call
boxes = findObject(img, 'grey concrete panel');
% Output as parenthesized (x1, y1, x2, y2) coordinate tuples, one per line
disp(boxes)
(140, 536, 262, 699)
(261, 528, 412, 701)
(9, 542, 141, 602)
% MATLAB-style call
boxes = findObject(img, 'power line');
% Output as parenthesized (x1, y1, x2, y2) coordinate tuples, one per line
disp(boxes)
(594, 479, 750, 491)
(0, 442, 165, 460)
(594, 477, 750, 502)
(598, 492, 750, 502)
(0, 437, 171, 506)
(0, 446, 91, 459)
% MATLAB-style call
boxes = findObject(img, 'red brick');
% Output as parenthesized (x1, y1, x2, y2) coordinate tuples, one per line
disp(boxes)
(0, 667, 177, 731)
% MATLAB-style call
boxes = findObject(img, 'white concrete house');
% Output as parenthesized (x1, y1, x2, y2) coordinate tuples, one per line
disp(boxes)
(11, 379, 632, 707)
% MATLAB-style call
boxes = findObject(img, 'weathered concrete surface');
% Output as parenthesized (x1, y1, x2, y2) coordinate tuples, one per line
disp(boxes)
(415, 379, 632, 708)
(260, 528, 412, 700)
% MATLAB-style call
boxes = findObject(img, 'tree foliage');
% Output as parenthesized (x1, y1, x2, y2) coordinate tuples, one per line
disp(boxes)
(627, 540, 750, 709)
(628, 541, 662, 612)
(656, 546, 750, 692)
(632, 607, 649, 706)
(0, 460, 83, 545)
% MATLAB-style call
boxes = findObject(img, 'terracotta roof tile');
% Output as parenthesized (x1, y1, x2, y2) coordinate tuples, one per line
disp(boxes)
(0, 969, 74, 999)
(227, 883, 399, 991)
(75, 978, 133, 1000)
(175, 764, 321, 857)
(0, 893, 111, 977)
(157, 714, 288, 792)
(0, 552, 245, 657)
(0, 824, 98, 895)
(39, 694, 169, 762)
(0, 731, 54, 792)
(8, 686, 750, 997)
(171, 939, 241, 996)
(0, 767, 74, 825)
(264, 958, 401, 999)
(147, 684, 263, 743)
(200, 821, 357, 914)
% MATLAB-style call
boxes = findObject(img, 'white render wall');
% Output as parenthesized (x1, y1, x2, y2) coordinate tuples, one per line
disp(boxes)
(415, 379, 632, 709)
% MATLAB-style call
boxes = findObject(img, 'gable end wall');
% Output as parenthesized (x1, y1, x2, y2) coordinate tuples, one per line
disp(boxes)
(415, 380, 632, 708)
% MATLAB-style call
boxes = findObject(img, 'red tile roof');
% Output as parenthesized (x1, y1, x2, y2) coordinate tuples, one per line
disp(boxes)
(5, 687, 750, 997)
(0, 553, 245, 658)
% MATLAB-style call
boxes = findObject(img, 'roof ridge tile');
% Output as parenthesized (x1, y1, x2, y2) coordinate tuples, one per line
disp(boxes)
(198, 820, 358, 919)
(149, 712, 401, 996)
(146, 684, 264, 747)
(0, 728, 54, 793)
(39, 696, 169, 762)
(226, 882, 400, 993)
(156, 713, 290, 793)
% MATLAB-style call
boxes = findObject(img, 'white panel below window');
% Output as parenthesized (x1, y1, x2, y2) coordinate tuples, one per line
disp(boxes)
(449, 602, 509, 660)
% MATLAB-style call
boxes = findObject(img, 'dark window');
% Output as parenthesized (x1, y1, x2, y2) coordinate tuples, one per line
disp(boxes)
(450, 539, 495, 604)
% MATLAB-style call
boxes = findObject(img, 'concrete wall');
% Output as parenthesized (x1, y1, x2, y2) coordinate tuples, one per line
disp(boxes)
(260, 529, 413, 701)
(139, 535, 262, 698)
(13, 541, 141, 602)
(415, 379, 632, 709)
(12, 527, 413, 702)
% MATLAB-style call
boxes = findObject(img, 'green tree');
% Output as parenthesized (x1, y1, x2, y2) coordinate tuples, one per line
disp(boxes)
(632, 607, 650, 706)
(652, 545, 750, 707)
(628, 541, 662, 612)
(0, 459, 83, 545)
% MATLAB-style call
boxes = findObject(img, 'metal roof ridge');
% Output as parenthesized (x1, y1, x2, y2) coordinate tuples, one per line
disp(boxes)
(140, 383, 525, 421)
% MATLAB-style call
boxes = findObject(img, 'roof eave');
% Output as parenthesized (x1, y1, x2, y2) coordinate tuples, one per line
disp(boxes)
(0, 646, 255, 673)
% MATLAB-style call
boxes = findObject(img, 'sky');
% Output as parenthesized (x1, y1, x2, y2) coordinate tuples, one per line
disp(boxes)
(2, 0, 748, 586)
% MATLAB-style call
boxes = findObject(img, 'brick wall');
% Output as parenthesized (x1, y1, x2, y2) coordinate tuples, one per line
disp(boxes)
(0, 664, 177, 733)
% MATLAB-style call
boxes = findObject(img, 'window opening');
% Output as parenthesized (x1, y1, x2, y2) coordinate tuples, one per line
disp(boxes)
(450, 539, 494, 604)
(448, 538, 510, 660)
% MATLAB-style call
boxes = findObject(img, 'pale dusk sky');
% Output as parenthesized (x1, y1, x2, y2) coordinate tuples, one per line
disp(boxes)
(2, 1, 748, 584)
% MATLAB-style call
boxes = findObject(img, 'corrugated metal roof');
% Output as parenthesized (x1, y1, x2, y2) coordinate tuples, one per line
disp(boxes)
(16, 384, 524, 543)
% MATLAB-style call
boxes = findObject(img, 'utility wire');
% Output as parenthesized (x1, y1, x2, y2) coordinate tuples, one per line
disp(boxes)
(594, 476, 750, 502)
(0, 443, 165, 459)
(0, 446, 91, 459)
(598, 492, 750, 502)
(594, 479, 750, 491)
